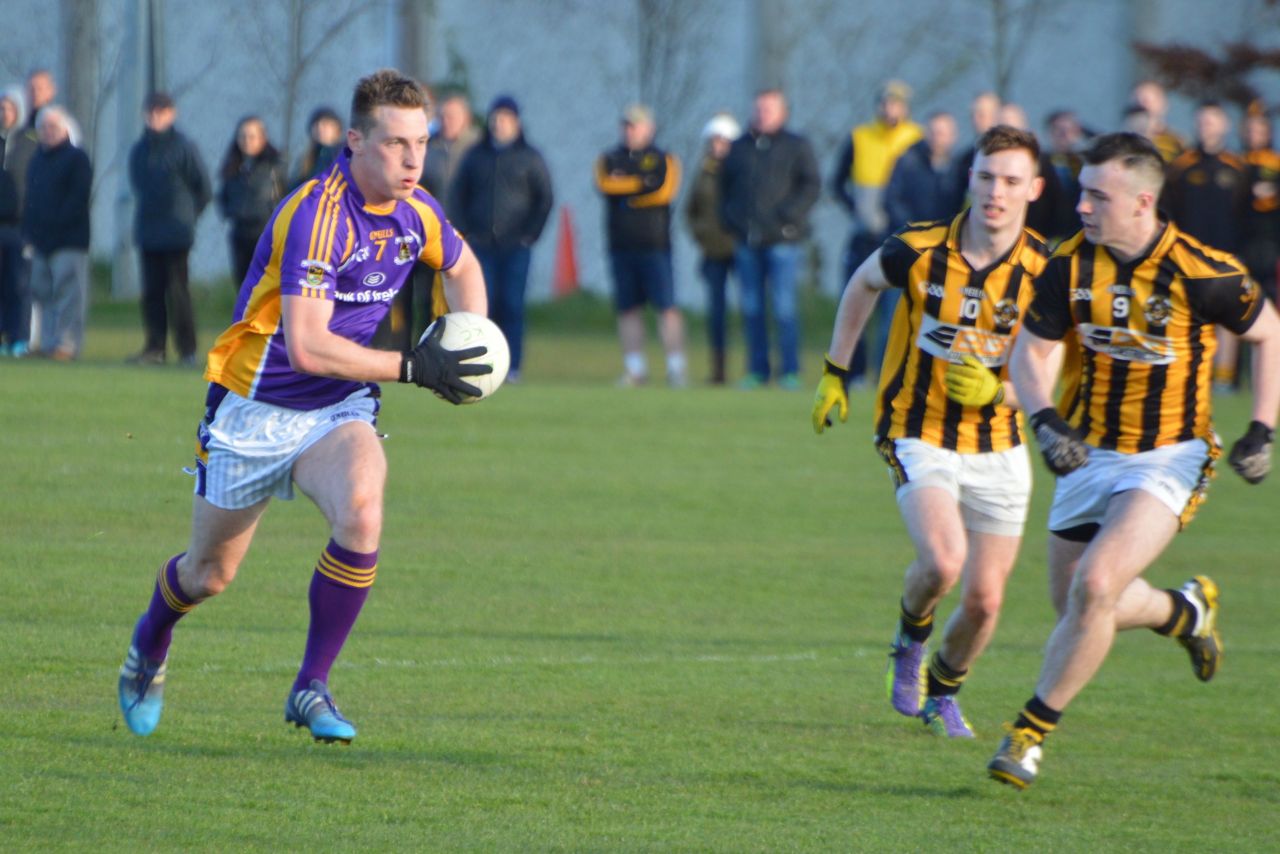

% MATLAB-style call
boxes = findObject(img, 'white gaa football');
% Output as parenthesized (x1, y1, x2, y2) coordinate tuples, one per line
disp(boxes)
(419, 311, 510, 403)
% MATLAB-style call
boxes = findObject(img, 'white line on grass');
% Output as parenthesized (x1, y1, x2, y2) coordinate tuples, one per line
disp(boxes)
(188, 650, 825, 675)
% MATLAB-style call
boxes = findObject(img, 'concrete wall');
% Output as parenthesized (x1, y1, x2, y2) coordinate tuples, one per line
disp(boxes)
(1, 0, 1275, 305)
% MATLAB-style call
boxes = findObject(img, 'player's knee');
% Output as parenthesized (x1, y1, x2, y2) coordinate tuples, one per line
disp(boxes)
(1069, 567, 1119, 614)
(335, 490, 383, 546)
(922, 548, 966, 590)
(961, 587, 1003, 625)
(181, 554, 238, 598)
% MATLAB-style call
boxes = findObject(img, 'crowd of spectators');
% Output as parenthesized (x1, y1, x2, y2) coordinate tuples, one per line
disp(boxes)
(0, 68, 1275, 392)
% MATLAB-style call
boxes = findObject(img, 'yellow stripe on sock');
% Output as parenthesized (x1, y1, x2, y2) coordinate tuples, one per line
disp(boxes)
(901, 608, 933, 628)
(1021, 710, 1057, 734)
(158, 564, 195, 613)
(928, 654, 967, 688)
(317, 552, 377, 588)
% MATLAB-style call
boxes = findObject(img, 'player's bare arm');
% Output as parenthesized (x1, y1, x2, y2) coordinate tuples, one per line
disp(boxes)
(281, 294, 403, 382)
(828, 248, 890, 366)
(1229, 302, 1280, 483)
(441, 241, 488, 315)
(1240, 303, 1280, 429)
(1009, 330, 1060, 416)
(813, 249, 889, 433)
(1010, 328, 1087, 475)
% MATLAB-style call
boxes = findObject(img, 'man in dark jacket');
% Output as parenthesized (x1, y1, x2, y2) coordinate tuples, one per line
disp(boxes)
(1163, 99, 1251, 389)
(719, 88, 820, 389)
(449, 95, 553, 381)
(595, 103, 685, 387)
(23, 105, 91, 360)
(884, 111, 963, 232)
(0, 85, 37, 356)
(128, 91, 211, 366)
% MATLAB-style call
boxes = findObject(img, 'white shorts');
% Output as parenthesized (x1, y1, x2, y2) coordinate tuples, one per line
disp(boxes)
(1047, 438, 1217, 534)
(193, 386, 379, 510)
(876, 437, 1032, 537)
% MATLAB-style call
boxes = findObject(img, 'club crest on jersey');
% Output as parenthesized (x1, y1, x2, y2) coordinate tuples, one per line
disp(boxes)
(1143, 295, 1172, 325)
(393, 232, 422, 266)
(993, 299, 1019, 329)
(306, 266, 325, 286)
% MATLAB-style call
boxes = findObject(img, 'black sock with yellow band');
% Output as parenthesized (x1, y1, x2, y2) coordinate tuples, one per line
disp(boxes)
(898, 599, 934, 644)
(1014, 695, 1061, 739)
(926, 651, 968, 697)
(1154, 588, 1194, 637)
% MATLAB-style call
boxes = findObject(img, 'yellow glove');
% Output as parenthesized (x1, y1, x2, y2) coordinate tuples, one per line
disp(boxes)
(812, 356, 850, 434)
(943, 355, 1005, 407)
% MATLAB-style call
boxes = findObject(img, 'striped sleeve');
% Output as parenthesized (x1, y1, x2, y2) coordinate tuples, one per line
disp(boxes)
(877, 233, 919, 289)
(278, 168, 351, 300)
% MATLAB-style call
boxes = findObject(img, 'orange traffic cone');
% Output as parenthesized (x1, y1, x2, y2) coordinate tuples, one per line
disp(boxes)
(552, 206, 580, 298)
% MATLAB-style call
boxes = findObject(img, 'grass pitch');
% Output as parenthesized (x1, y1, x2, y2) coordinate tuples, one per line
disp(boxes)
(1, 286, 1277, 851)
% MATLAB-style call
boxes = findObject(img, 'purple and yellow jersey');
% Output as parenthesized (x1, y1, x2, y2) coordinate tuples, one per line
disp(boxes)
(205, 148, 463, 409)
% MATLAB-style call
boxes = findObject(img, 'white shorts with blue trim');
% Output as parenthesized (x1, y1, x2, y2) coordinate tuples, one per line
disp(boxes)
(194, 388, 379, 510)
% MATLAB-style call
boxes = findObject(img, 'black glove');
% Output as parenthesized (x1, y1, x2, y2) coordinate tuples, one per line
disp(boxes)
(1228, 420, 1274, 485)
(1029, 407, 1089, 476)
(398, 317, 492, 405)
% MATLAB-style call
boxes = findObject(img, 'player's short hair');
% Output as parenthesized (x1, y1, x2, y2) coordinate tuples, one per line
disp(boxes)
(350, 69, 430, 136)
(1082, 131, 1165, 193)
(975, 124, 1040, 169)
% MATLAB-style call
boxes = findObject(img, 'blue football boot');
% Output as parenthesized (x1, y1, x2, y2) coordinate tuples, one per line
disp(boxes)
(285, 679, 357, 744)
(119, 643, 167, 736)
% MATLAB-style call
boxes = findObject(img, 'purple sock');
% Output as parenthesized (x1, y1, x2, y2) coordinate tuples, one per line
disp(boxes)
(293, 540, 377, 691)
(134, 554, 197, 660)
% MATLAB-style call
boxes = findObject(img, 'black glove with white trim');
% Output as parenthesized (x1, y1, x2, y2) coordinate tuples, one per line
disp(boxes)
(1029, 407, 1089, 476)
(399, 316, 491, 405)
(1228, 420, 1273, 485)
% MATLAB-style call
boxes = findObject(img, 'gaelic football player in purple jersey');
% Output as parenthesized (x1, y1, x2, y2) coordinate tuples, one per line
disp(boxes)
(118, 69, 491, 743)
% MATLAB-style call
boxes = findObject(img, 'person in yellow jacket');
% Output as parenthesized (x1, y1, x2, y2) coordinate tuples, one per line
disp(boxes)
(831, 80, 923, 387)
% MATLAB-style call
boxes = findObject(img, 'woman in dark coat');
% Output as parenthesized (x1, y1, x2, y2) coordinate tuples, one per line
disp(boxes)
(217, 115, 284, 289)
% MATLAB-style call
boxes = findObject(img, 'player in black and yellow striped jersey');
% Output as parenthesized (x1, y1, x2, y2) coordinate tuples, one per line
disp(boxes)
(813, 126, 1049, 739)
(989, 132, 1280, 790)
